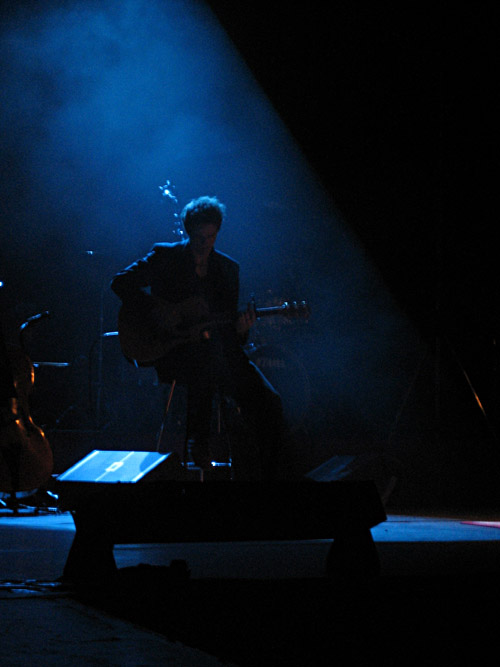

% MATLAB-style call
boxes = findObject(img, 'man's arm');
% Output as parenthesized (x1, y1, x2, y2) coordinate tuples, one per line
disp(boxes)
(110, 251, 155, 304)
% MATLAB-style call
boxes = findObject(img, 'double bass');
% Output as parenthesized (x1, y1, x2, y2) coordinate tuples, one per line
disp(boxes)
(1, 332, 53, 502)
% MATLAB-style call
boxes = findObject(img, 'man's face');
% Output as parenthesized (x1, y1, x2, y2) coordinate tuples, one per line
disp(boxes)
(188, 223, 219, 262)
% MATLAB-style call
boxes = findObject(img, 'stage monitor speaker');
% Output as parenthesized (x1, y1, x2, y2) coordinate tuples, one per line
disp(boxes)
(56, 450, 183, 509)
(305, 454, 399, 504)
(57, 450, 182, 484)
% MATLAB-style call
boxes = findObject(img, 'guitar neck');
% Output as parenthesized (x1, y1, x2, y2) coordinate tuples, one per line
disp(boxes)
(254, 301, 310, 320)
(255, 306, 288, 318)
(214, 305, 290, 326)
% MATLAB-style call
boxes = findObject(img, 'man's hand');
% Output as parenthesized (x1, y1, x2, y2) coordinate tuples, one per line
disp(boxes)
(236, 304, 257, 336)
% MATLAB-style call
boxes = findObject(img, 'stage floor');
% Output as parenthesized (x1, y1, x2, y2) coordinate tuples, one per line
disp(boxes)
(1, 509, 500, 580)
(1, 507, 499, 665)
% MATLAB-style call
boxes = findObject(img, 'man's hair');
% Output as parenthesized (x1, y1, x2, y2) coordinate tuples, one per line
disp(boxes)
(180, 196, 226, 232)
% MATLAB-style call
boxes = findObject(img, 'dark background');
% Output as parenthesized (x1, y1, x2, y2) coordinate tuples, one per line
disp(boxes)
(210, 2, 495, 334)
(209, 2, 500, 502)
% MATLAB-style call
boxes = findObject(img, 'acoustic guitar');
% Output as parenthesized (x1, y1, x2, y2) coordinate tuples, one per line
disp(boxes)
(1, 345, 53, 494)
(118, 295, 310, 365)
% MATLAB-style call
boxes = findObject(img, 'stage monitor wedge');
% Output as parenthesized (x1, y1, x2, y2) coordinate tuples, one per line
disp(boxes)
(56, 450, 183, 509)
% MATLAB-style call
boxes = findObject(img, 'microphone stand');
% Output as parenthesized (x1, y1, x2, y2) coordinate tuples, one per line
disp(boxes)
(89, 283, 119, 432)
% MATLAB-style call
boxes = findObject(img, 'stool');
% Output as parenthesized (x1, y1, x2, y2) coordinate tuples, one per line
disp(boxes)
(155, 380, 233, 480)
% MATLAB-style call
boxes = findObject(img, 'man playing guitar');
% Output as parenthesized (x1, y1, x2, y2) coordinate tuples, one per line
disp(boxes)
(111, 196, 288, 477)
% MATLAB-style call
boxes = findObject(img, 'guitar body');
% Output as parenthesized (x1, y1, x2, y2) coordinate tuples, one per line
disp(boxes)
(0, 346, 53, 493)
(118, 296, 214, 365)
(0, 406, 53, 493)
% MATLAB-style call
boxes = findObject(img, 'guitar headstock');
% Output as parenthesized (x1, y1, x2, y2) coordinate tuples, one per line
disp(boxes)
(280, 301, 311, 320)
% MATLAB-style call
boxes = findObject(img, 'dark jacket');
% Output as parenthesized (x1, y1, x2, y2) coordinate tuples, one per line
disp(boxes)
(111, 241, 245, 377)
(111, 240, 240, 318)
